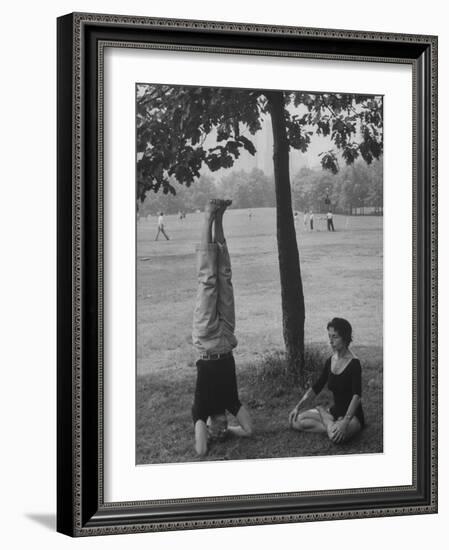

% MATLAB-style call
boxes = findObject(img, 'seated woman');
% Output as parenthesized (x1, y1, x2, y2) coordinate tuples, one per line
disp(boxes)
(288, 318, 364, 444)
(191, 199, 253, 456)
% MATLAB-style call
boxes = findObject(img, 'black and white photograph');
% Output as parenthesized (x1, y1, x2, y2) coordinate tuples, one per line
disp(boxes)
(135, 83, 384, 464)
(0, 0, 443, 545)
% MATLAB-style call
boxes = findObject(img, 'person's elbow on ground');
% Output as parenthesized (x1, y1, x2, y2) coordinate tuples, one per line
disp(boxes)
(237, 406, 253, 436)
(243, 422, 253, 437)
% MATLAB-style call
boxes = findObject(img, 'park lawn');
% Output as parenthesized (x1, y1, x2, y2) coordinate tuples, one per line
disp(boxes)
(136, 345, 383, 463)
(136, 208, 383, 464)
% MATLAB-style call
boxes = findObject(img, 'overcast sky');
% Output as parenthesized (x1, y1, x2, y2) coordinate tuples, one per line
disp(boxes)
(201, 113, 334, 180)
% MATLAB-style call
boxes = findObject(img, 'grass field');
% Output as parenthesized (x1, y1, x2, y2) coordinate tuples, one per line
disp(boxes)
(136, 208, 383, 464)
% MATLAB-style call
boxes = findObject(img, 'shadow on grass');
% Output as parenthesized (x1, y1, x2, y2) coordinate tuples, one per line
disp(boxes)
(136, 344, 383, 465)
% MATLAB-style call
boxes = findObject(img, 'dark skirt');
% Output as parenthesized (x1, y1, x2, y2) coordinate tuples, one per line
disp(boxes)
(192, 354, 241, 423)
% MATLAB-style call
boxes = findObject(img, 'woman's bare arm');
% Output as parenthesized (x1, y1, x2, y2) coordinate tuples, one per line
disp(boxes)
(288, 388, 316, 425)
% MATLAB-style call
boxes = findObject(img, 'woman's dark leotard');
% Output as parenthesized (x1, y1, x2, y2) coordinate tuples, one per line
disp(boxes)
(312, 357, 365, 427)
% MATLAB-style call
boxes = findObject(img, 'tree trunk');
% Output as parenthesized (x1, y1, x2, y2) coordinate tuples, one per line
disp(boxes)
(266, 91, 305, 381)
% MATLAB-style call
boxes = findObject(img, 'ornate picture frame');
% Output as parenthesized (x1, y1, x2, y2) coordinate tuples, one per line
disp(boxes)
(57, 12, 437, 536)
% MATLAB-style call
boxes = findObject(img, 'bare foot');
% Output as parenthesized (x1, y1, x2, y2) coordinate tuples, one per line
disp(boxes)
(204, 199, 222, 218)
(216, 199, 232, 217)
(316, 405, 334, 431)
(316, 405, 327, 422)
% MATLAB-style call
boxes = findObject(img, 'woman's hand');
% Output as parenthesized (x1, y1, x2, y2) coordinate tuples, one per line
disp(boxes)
(289, 388, 314, 427)
(288, 405, 300, 427)
(329, 419, 349, 443)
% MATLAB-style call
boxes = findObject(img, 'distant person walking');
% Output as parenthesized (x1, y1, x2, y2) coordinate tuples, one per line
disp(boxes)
(327, 211, 335, 231)
(309, 210, 314, 231)
(155, 212, 170, 241)
(303, 211, 309, 231)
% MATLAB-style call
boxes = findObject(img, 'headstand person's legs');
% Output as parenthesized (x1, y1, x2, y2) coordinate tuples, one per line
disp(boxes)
(214, 200, 236, 336)
(201, 200, 217, 247)
(214, 202, 253, 437)
(192, 200, 222, 456)
(192, 201, 222, 348)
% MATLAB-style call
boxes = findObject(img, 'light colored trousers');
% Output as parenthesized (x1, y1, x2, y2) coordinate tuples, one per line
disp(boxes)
(192, 242, 238, 355)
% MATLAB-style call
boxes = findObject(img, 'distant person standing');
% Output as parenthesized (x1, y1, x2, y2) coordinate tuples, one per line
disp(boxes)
(327, 211, 335, 231)
(303, 211, 309, 231)
(309, 209, 314, 231)
(155, 212, 170, 241)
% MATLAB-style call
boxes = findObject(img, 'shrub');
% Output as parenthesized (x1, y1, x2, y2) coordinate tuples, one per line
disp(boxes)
(249, 344, 328, 394)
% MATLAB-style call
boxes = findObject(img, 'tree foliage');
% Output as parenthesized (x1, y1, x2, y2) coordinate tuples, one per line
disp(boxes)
(136, 85, 383, 202)
(137, 85, 262, 201)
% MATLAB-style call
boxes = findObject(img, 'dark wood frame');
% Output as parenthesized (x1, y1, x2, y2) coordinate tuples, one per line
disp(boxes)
(57, 12, 438, 537)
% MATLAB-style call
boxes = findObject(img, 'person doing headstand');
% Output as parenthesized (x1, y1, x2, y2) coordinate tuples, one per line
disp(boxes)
(191, 199, 253, 456)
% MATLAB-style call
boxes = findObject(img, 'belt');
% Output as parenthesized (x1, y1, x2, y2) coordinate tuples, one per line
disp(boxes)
(198, 351, 232, 361)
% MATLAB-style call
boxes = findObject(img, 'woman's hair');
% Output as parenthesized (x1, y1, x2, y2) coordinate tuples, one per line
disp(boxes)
(327, 317, 353, 347)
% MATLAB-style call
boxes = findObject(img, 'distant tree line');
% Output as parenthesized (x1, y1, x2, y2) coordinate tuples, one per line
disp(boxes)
(137, 168, 274, 216)
(291, 158, 383, 215)
(138, 159, 382, 217)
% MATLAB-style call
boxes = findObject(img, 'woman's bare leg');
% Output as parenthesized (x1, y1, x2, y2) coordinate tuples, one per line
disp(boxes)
(316, 405, 335, 429)
(342, 417, 362, 441)
(316, 405, 338, 439)
(328, 416, 362, 443)
(290, 408, 327, 433)
(317, 406, 362, 443)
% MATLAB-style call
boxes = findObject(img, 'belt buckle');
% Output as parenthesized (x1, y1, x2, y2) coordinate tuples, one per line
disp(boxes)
(201, 351, 227, 361)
